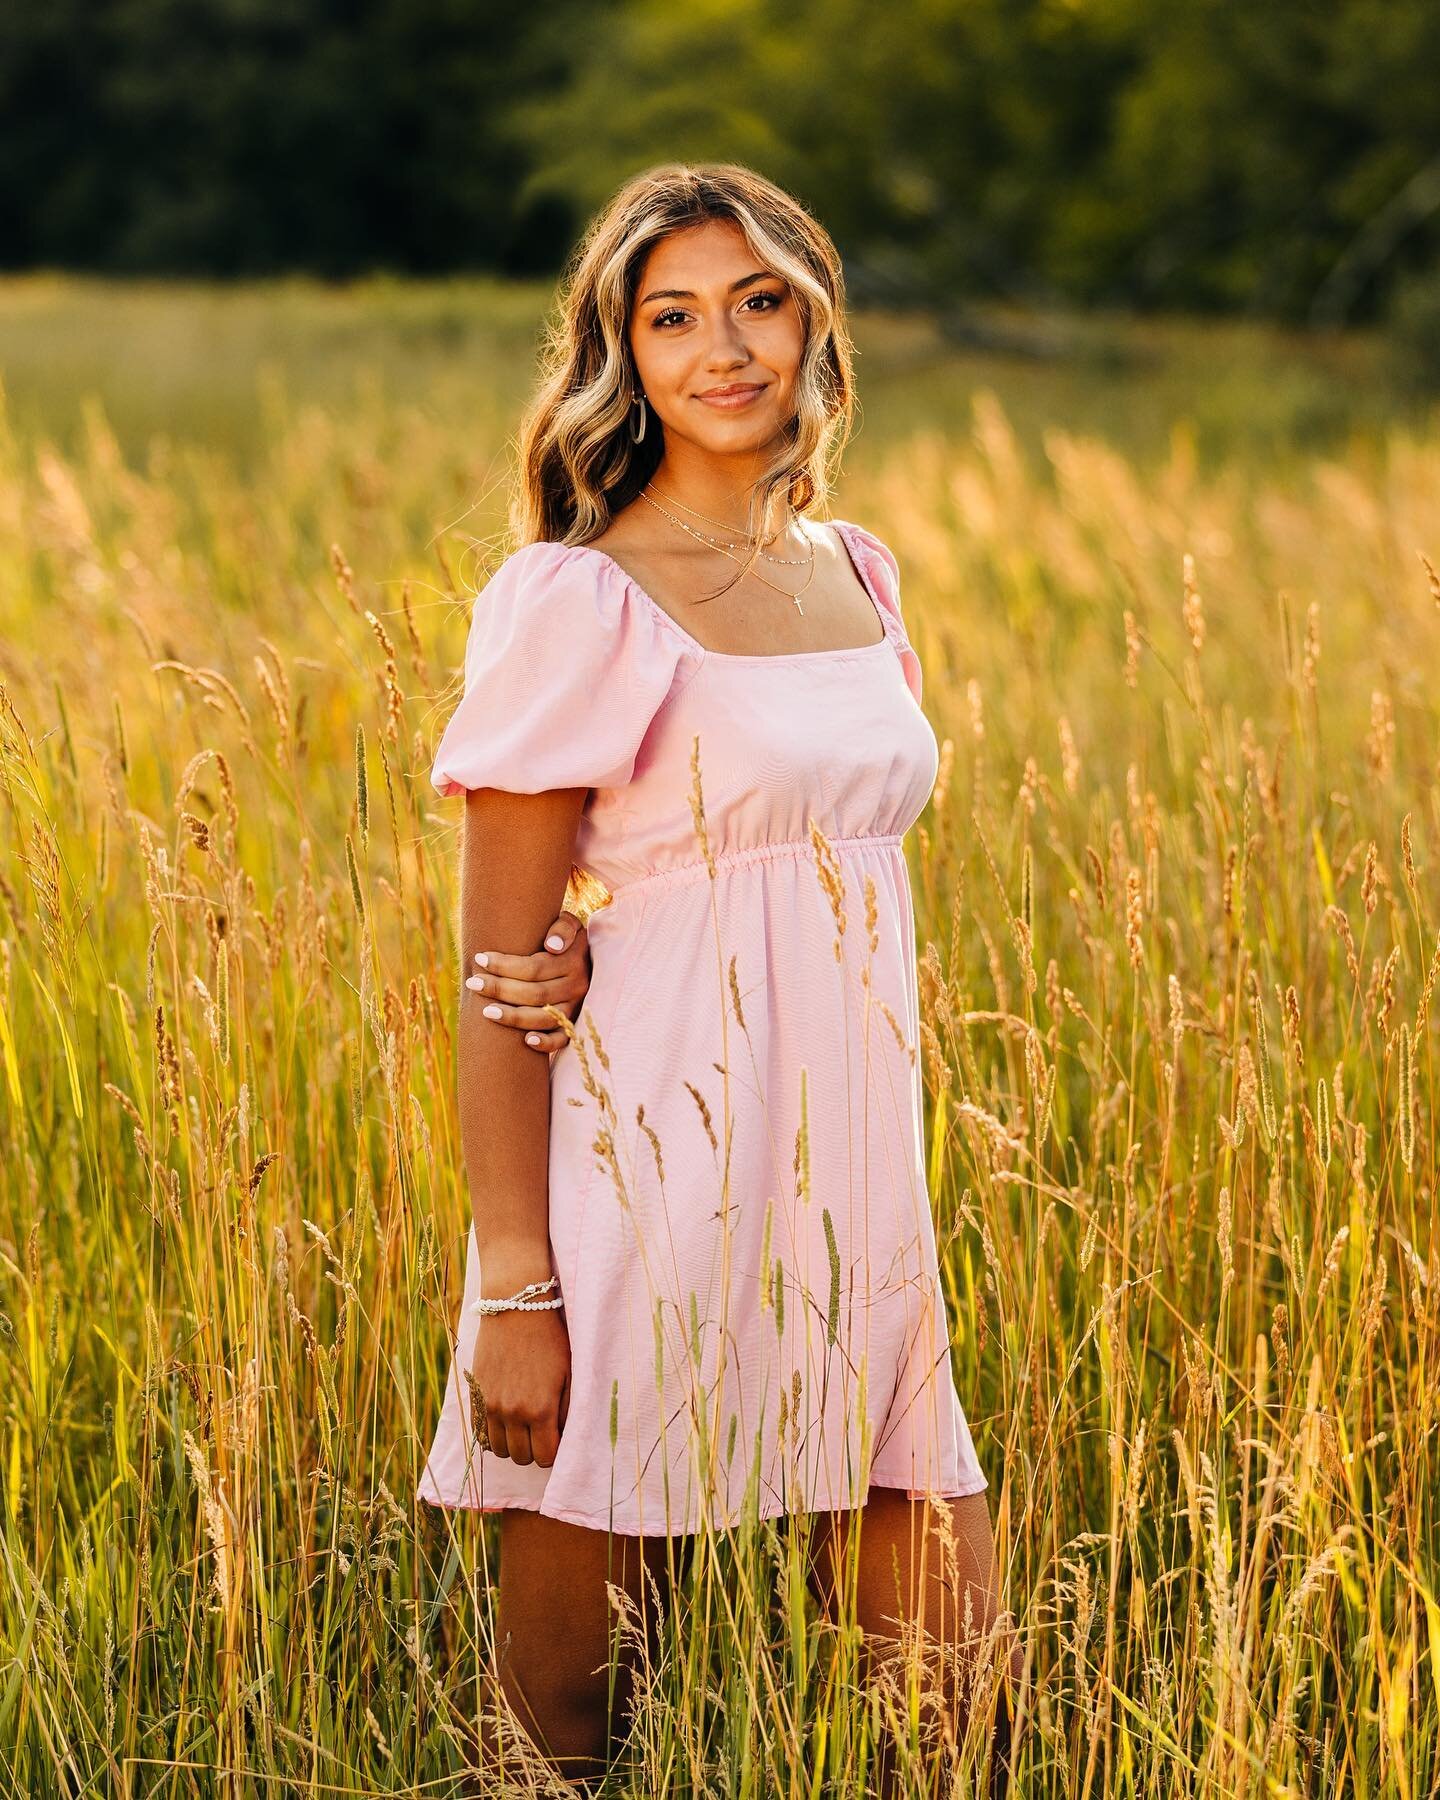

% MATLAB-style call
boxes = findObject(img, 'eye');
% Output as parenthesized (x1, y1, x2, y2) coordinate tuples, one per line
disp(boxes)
(651, 290, 785, 329)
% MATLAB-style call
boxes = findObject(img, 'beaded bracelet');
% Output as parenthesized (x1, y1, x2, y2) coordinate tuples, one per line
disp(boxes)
(469, 1273, 565, 1316)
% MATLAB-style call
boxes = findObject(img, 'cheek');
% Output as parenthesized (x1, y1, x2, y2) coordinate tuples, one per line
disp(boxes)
(765, 315, 806, 382)
(632, 332, 686, 389)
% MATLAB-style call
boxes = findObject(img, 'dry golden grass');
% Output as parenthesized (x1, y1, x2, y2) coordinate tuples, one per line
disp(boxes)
(1, 301, 1438, 1796)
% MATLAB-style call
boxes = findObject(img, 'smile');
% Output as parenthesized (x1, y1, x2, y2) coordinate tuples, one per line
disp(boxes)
(695, 384, 767, 409)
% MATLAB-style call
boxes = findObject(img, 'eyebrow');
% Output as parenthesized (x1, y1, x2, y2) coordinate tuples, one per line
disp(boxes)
(638, 271, 777, 306)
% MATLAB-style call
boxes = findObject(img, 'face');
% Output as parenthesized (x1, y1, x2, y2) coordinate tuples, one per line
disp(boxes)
(627, 217, 805, 457)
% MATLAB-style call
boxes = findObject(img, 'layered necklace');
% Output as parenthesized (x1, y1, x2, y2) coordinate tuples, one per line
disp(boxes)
(637, 482, 818, 613)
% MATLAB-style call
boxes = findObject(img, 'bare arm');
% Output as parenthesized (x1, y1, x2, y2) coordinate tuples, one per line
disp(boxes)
(458, 781, 585, 1268)
(456, 781, 587, 1465)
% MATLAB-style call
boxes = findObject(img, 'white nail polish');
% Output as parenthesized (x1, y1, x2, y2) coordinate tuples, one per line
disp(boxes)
(464, 976, 482, 990)
(525, 1033, 540, 1045)
(545, 935, 564, 951)
(475, 953, 489, 966)
(483, 1004, 502, 1020)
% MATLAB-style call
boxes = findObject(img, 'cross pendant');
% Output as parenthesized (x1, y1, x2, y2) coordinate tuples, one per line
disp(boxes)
(792, 595, 805, 616)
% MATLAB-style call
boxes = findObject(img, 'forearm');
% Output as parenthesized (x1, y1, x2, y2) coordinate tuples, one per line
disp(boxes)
(455, 785, 585, 1284)
(457, 996, 557, 1274)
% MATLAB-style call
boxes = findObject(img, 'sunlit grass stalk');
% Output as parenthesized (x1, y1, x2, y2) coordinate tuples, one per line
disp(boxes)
(0, 378, 1436, 1795)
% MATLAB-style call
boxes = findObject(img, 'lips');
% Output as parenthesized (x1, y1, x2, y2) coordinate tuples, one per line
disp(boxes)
(695, 382, 768, 408)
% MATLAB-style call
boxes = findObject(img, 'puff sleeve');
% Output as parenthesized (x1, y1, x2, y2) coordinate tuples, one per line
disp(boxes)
(430, 542, 692, 798)
(836, 520, 924, 706)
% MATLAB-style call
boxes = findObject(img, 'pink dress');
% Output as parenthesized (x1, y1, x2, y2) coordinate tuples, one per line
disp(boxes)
(417, 519, 989, 1536)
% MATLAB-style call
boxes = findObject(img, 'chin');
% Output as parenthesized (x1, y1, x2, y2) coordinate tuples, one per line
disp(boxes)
(700, 410, 780, 445)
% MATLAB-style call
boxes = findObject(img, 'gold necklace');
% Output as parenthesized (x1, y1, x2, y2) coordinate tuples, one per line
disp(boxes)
(637, 488, 818, 612)
(645, 482, 811, 566)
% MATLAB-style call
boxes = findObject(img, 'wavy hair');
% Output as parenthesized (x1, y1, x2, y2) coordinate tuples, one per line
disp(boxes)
(509, 161, 856, 597)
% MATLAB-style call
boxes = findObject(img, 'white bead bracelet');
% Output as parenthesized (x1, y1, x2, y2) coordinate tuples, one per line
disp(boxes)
(470, 1273, 564, 1316)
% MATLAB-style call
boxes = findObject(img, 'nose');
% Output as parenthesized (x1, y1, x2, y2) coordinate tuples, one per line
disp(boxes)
(703, 309, 751, 370)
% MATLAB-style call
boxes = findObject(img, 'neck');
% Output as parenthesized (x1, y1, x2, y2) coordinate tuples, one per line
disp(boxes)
(643, 439, 790, 539)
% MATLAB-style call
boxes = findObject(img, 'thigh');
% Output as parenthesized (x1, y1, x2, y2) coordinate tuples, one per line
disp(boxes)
(805, 1485, 1003, 1655)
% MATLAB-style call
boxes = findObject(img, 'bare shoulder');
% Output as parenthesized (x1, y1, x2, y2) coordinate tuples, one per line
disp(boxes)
(580, 506, 664, 573)
(581, 498, 656, 555)
(802, 515, 853, 565)
(580, 507, 703, 601)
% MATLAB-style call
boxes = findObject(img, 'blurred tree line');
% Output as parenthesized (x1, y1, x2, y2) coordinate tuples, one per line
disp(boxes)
(2, 0, 1437, 328)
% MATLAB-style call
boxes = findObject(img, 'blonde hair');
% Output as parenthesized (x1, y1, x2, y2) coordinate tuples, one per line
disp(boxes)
(510, 160, 856, 596)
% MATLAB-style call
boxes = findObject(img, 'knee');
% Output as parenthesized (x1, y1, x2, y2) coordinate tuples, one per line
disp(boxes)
(992, 1607, 1024, 1690)
(859, 1602, 1021, 1721)
(494, 1642, 619, 1777)
(965, 1603, 1023, 1711)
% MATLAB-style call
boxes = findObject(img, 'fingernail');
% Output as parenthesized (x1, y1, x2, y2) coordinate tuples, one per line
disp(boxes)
(545, 935, 564, 951)
(525, 1033, 541, 1046)
(482, 1004, 502, 1020)
(474, 952, 489, 966)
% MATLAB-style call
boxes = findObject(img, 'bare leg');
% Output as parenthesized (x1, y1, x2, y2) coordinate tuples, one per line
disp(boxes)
(476, 1508, 685, 1792)
(805, 1485, 1022, 1798)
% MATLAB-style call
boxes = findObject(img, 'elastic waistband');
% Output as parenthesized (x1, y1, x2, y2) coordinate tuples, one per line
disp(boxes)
(607, 830, 907, 900)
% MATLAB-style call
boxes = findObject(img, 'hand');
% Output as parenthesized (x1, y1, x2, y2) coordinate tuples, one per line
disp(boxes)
(464, 909, 592, 1053)
(468, 1284, 572, 1467)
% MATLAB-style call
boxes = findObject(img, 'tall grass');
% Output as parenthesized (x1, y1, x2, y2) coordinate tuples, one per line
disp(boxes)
(1, 297, 1438, 1796)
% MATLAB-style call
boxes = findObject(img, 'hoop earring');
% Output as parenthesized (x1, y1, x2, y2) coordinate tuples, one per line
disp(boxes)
(629, 391, 648, 445)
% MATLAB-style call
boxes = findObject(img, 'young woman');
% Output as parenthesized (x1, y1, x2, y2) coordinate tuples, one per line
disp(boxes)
(418, 162, 1021, 1791)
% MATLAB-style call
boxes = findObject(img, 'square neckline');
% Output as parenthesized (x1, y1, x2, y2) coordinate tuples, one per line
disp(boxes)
(568, 518, 894, 665)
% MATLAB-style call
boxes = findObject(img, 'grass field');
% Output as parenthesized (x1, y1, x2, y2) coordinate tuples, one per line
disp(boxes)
(1, 276, 1438, 1795)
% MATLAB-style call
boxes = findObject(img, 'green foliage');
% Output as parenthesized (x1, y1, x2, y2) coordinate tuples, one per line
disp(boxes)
(1386, 260, 1440, 387)
(4, 0, 1438, 322)
(0, 0, 594, 276)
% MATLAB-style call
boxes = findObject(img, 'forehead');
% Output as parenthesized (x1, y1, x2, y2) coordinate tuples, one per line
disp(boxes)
(636, 218, 764, 286)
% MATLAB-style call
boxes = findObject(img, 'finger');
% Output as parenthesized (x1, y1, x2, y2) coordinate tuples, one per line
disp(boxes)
(523, 1027, 569, 1052)
(558, 1373, 570, 1433)
(473, 999, 581, 1035)
(470, 946, 552, 982)
(542, 910, 583, 954)
(469, 917, 587, 982)
(484, 1415, 512, 1461)
(466, 967, 585, 1007)
(508, 1422, 535, 1468)
(529, 1415, 561, 1469)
